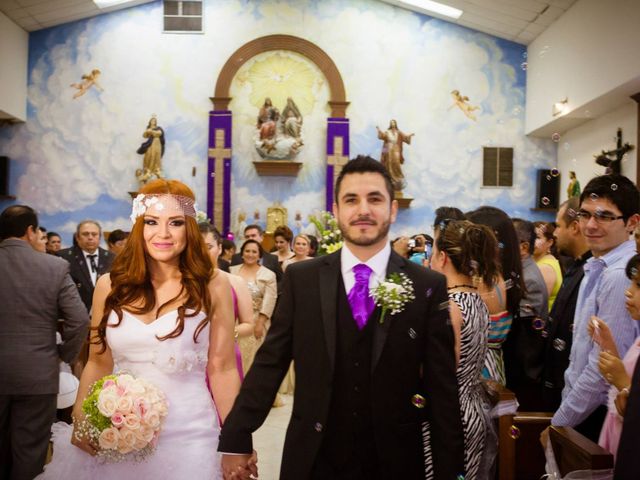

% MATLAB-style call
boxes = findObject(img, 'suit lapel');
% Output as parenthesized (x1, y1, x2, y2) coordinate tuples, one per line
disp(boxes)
(371, 251, 406, 373)
(319, 252, 341, 374)
(74, 247, 93, 287)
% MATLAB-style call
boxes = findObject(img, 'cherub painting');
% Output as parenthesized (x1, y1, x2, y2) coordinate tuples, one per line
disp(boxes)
(70, 69, 104, 99)
(449, 90, 480, 121)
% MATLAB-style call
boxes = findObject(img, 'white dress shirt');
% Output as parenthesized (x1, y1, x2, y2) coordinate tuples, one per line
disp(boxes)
(82, 250, 98, 286)
(340, 242, 390, 294)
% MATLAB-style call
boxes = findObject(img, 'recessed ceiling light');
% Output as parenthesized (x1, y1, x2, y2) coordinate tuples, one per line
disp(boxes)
(396, 0, 463, 19)
(93, 0, 136, 8)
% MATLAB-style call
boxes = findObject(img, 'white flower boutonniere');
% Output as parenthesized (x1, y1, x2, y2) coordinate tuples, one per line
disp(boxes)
(370, 272, 415, 324)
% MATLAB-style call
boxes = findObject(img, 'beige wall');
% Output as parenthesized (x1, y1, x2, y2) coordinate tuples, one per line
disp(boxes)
(0, 11, 28, 122)
(557, 102, 637, 201)
(525, 0, 640, 136)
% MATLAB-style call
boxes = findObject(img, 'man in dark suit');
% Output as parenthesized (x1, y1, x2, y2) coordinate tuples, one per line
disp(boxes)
(0, 205, 89, 480)
(230, 224, 283, 283)
(542, 197, 591, 410)
(57, 219, 115, 313)
(219, 156, 464, 479)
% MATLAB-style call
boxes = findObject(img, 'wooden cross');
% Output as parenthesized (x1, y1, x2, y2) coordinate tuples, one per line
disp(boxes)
(327, 136, 348, 184)
(208, 129, 231, 231)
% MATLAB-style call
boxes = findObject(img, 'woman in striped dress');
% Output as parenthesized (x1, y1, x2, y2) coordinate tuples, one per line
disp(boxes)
(424, 219, 500, 479)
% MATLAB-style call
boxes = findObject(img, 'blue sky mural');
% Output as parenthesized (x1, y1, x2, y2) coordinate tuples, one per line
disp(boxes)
(0, 0, 556, 246)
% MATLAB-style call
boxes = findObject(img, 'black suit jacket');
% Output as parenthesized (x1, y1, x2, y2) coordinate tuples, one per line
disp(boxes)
(219, 250, 464, 479)
(57, 246, 115, 312)
(542, 251, 591, 410)
(614, 358, 640, 479)
(230, 251, 283, 284)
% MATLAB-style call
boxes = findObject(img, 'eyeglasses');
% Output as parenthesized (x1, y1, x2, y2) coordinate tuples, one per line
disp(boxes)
(576, 210, 625, 224)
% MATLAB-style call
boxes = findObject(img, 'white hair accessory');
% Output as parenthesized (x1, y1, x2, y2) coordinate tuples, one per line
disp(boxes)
(130, 193, 197, 223)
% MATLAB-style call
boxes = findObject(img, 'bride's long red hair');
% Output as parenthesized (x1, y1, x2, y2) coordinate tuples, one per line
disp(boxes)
(93, 179, 214, 352)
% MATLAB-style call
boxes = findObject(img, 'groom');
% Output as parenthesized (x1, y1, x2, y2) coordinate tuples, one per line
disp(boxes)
(220, 156, 464, 479)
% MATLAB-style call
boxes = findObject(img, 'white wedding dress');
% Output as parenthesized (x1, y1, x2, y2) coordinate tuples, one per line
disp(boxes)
(39, 309, 222, 479)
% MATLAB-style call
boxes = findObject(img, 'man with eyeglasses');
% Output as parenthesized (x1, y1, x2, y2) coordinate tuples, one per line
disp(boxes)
(542, 174, 640, 445)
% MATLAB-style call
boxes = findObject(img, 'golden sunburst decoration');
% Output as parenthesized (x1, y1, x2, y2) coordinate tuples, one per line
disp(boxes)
(236, 52, 320, 115)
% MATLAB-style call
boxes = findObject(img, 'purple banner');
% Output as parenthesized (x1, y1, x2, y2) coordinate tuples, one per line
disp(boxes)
(326, 118, 350, 211)
(207, 111, 232, 234)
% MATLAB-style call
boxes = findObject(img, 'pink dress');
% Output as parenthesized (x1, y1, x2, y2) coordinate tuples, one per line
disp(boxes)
(598, 337, 640, 460)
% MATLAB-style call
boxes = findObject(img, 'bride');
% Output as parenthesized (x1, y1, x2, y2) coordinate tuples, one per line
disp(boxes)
(40, 180, 241, 479)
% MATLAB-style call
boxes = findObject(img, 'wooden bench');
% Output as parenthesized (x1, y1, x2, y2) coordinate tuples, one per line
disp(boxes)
(485, 381, 612, 479)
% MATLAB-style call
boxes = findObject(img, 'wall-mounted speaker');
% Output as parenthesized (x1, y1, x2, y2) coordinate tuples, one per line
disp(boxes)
(536, 169, 560, 209)
(0, 157, 8, 196)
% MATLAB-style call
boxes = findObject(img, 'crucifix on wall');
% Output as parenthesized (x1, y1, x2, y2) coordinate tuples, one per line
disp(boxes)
(327, 136, 349, 185)
(594, 127, 634, 175)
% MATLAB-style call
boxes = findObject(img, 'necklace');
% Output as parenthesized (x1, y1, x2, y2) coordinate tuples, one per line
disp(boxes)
(447, 284, 477, 290)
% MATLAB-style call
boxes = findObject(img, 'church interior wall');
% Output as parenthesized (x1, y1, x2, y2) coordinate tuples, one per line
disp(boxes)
(525, 0, 640, 135)
(0, 0, 557, 245)
(556, 102, 637, 203)
(0, 11, 28, 122)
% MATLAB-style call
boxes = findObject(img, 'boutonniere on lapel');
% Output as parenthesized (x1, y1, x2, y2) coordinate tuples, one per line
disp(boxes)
(370, 273, 415, 324)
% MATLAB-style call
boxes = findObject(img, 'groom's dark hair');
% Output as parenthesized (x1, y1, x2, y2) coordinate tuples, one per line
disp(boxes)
(334, 155, 394, 203)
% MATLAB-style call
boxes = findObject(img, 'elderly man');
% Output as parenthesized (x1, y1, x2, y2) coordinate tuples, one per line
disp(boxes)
(58, 220, 114, 313)
(0, 205, 88, 480)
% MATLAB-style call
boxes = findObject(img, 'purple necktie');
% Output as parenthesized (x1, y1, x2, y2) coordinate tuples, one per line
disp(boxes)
(348, 264, 375, 330)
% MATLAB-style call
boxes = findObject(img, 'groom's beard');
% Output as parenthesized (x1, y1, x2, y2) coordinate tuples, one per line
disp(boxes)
(339, 215, 391, 247)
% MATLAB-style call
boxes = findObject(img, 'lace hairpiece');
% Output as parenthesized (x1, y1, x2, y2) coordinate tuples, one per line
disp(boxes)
(130, 193, 198, 224)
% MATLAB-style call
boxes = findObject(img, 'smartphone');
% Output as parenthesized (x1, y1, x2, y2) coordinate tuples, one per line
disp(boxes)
(424, 243, 432, 260)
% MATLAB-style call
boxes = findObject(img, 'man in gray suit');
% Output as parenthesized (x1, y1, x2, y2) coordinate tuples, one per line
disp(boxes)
(0, 205, 89, 480)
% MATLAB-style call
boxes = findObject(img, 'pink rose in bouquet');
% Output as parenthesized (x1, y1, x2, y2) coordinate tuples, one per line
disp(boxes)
(75, 372, 168, 462)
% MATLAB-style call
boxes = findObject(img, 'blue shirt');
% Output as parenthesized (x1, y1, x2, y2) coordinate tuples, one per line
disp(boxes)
(552, 240, 640, 427)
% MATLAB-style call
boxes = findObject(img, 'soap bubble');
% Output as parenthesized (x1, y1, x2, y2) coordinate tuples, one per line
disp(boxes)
(590, 193, 599, 201)
(551, 133, 561, 142)
(541, 197, 551, 206)
(551, 168, 560, 177)
(546, 175, 552, 181)
(563, 142, 571, 151)
(521, 62, 528, 71)
(611, 184, 618, 191)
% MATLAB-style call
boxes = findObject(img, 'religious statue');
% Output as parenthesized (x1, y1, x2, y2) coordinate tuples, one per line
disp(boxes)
(70, 68, 104, 99)
(254, 97, 303, 160)
(136, 115, 165, 184)
(449, 89, 480, 121)
(376, 120, 414, 192)
(567, 171, 581, 198)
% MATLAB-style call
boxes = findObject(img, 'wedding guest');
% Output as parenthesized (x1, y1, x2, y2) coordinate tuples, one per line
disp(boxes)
(533, 221, 563, 310)
(230, 240, 277, 376)
(587, 254, 640, 461)
(273, 225, 294, 267)
(199, 223, 254, 379)
(542, 197, 591, 410)
(507, 218, 548, 409)
(391, 236, 410, 258)
(0, 206, 88, 480)
(466, 206, 524, 386)
(230, 224, 282, 284)
(543, 174, 639, 445)
(307, 234, 319, 257)
(46, 231, 62, 254)
(427, 219, 498, 479)
(219, 155, 463, 479)
(282, 234, 313, 271)
(30, 226, 48, 253)
(106, 229, 128, 256)
(221, 239, 236, 263)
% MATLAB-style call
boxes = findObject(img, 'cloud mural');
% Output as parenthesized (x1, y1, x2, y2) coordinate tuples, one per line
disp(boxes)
(0, 0, 555, 246)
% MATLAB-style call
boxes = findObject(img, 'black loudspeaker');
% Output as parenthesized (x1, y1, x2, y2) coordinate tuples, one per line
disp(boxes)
(536, 169, 560, 209)
(0, 157, 8, 196)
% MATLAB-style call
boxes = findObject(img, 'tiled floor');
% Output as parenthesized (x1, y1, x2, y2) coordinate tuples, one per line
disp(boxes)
(252, 393, 293, 479)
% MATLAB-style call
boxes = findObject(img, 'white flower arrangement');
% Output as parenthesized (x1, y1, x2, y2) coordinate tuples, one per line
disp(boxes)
(309, 211, 343, 255)
(370, 273, 415, 324)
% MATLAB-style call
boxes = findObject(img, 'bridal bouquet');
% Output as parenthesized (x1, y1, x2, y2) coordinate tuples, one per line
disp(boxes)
(75, 373, 168, 462)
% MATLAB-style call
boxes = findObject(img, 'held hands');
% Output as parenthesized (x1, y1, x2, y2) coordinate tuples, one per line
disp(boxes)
(222, 451, 258, 480)
(587, 316, 620, 357)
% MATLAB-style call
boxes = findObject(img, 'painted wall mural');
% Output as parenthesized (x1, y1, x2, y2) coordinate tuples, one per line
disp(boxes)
(0, 0, 556, 246)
